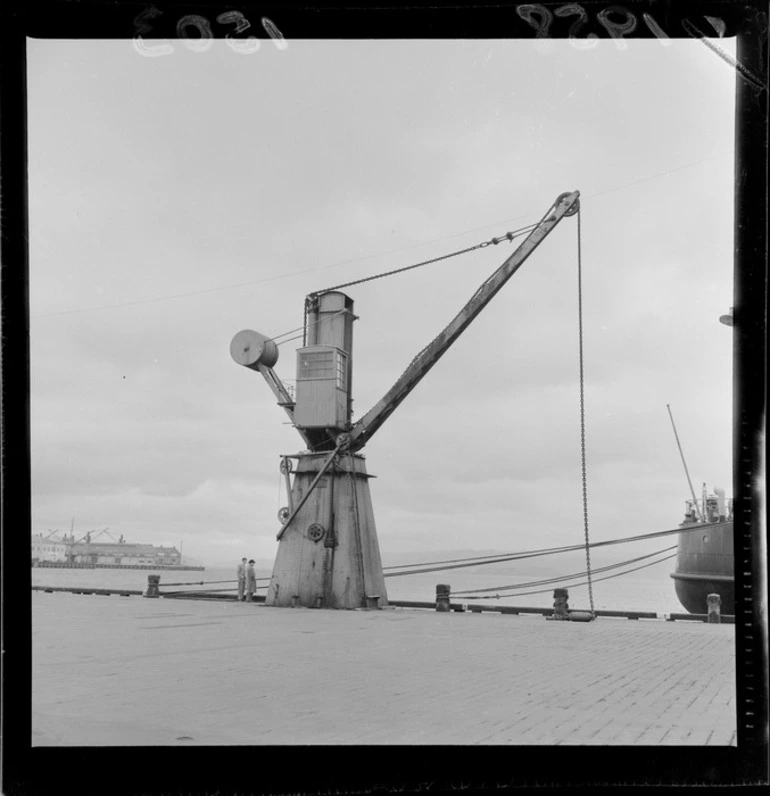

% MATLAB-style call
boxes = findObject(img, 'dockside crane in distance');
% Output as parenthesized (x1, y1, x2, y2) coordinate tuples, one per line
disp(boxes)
(231, 190, 580, 609)
(73, 527, 110, 545)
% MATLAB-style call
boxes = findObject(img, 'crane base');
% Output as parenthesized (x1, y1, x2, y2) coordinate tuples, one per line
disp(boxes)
(266, 452, 389, 609)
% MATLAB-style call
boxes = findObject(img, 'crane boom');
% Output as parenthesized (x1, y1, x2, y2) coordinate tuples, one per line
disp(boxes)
(344, 190, 580, 453)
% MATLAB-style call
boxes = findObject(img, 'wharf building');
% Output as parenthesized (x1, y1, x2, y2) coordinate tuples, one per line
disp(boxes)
(67, 542, 182, 566)
(31, 535, 182, 567)
(30, 534, 68, 563)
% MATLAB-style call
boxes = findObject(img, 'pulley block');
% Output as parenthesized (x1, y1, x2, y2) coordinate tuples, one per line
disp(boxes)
(280, 457, 293, 475)
(556, 192, 580, 216)
(307, 523, 326, 543)
(278, 507, 290, 523)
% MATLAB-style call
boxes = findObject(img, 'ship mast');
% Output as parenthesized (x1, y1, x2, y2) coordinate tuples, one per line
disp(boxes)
(666, 403, 704, 522)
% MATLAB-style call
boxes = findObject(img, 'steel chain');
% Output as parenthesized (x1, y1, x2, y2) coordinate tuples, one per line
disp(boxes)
(300, 225, 536, 445)
(577, 207, 596, 616)
(309, 226, 537, 299)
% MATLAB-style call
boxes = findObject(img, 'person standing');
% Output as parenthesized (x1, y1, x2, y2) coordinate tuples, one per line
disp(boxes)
(246, 559, 257, 602)
(237, 557, 247, 601)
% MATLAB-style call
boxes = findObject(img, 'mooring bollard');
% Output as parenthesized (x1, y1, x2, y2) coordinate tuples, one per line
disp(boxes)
(552, 588, 569, 620)
(436, 583, 451, 612)
(144, 574, 160, 598)
(707, 593, 722, 624)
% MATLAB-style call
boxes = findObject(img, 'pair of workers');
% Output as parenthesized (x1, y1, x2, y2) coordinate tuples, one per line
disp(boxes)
(237, 557, 258, 601)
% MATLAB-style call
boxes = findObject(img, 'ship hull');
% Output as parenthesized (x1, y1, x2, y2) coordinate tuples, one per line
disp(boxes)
(670, 521, 734, 615)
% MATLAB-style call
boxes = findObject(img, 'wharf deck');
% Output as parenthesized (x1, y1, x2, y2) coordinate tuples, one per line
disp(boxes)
(31, 591, 736, 747)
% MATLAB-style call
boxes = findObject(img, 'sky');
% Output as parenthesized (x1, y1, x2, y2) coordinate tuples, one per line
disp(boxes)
(27, 37, 737, 568)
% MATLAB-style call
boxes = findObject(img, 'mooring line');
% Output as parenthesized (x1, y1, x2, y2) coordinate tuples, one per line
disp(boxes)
(456, 552, 678, 600)
(452, 545, 677, 596)
(381, 521, 715, 576)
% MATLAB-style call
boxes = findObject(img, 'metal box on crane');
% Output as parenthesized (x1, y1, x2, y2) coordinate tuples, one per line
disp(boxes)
(294, 292, 355, 431)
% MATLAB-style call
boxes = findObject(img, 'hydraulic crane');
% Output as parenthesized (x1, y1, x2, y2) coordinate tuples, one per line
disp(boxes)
(231, 190, 580, 608)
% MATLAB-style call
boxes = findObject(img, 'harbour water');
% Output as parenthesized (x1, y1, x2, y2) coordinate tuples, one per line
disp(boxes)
(31, 551, 687, 615)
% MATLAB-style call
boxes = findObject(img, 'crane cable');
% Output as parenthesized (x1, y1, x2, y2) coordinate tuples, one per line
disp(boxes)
(301, 222, 540, 343)
(310, 224, 538, 297)
(576, 205, 596, 617)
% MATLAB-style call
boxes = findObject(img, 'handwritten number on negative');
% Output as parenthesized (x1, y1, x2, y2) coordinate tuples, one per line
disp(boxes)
(133, 7, 174, 57)
(133, 7, 286, 56)
(177, 15, 215, 53)
(517, 4, 679, 50)
(517, 4, 553, 38)
(555, 5, 599, 49)
(217, 11, 261, 54)
(597, 6, 638, 49)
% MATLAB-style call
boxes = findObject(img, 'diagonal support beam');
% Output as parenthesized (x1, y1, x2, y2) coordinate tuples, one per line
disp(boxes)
(275, 444, 341, 540)
(255, 364, 314, 449)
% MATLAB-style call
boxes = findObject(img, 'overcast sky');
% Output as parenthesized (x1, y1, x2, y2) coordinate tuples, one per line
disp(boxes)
(28, 37, 736, 567)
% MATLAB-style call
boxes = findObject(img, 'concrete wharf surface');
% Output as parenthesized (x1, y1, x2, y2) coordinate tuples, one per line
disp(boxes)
(32, 591, 736, 746)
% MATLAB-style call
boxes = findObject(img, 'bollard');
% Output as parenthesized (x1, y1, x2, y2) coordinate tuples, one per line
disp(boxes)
(436, 584, 451, 612)
(552, 588, 569, 620)
(707, 593, 722, 624)
(144, 574, 160, 598)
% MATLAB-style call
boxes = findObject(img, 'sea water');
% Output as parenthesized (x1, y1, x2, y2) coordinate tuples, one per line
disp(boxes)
(31, 554, 686, 615)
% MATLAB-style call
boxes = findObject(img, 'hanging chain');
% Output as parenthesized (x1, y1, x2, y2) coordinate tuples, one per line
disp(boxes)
(577, 206, 595, 616)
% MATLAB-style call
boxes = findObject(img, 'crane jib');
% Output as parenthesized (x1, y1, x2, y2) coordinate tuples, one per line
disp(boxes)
(345, 190, 580, 452)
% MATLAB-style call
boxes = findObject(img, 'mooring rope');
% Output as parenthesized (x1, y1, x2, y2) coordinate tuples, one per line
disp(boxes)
(160, 579, 246, 587)
(456, 551, 678, 600)
(162, 584, 269, 596)
(381, 520, 717, 577)
(452, 545, 677, 596)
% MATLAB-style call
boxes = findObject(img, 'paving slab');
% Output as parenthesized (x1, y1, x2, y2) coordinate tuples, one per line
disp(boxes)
(31, 592, 737, 746)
